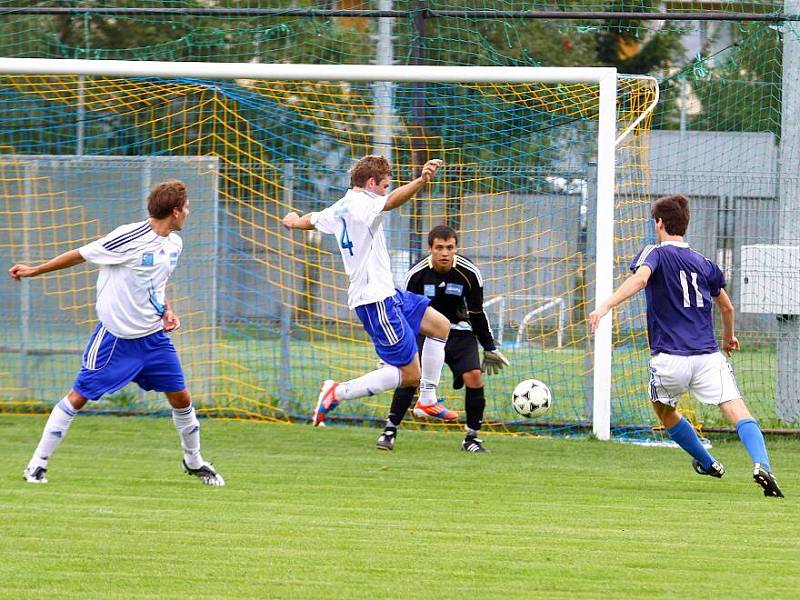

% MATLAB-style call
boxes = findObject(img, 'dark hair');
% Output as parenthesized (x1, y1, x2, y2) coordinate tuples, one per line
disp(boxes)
(350, 155, 391, 188)
(148, 180, 187, 219)
(428, 224, 458, 247)
(651, 194, 690, 236)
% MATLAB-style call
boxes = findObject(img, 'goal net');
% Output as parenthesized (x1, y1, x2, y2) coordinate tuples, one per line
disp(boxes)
(0, 60, 658, 439)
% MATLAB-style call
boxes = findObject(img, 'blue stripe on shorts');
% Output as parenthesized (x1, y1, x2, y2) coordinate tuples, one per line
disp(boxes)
(355, 290, 430, 367)
(72, 323, 186, 401)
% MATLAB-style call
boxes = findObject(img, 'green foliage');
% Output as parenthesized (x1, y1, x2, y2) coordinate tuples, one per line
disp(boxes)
(687, 22, 782, 134)
(0, 1, 783, 138)
(596, 1, 685, 74)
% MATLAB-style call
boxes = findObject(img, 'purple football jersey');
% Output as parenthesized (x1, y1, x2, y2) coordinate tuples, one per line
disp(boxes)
(630, 241, 726, 356)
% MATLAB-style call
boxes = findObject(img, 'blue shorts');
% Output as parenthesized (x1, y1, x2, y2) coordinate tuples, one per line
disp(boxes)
(72, 323, 187, 401)
(354, 290, 430, 367)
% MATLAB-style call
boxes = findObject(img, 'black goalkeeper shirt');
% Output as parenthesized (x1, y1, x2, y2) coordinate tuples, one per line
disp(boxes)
(402, 254, 496, 352)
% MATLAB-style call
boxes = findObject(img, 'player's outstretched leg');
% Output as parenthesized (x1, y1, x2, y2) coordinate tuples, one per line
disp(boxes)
(23, 394, 81, 484)
(314, 366, 401, 427)
(313, 380, 339, 427)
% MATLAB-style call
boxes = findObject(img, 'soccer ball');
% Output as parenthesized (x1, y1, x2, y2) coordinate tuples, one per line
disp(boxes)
(511, 379, 552, 418)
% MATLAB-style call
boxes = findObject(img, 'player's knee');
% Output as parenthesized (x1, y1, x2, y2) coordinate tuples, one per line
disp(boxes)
(165, 389, 191, 409)
(652, 401, 680, 426)
(719, 398, 750, 423)
(435, 314, 450, 339)
(462, 369, 483, 388)
(424, 307, 450, 339)
(66, 389, 88, 411)
(400, 372, 420, 388)
(399, 364, 421, 387)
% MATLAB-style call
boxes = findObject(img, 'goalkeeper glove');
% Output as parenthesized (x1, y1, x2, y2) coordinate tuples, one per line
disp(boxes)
(482, 349, 510, 376)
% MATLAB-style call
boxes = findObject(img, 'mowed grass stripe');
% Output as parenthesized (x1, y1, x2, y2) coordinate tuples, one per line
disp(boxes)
(1, 415, 799, 599)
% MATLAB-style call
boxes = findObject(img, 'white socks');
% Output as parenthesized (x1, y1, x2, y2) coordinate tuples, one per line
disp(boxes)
(418, 336, 446, 405)
(336, 366, 401, 400)
(172, 405, 204, 469)
(28, 396, 78, 469)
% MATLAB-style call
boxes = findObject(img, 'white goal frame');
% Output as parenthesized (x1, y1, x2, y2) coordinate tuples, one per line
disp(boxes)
(0, 57, 634, 440)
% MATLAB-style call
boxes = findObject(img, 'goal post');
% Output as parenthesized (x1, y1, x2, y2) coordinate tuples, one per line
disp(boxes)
(0, 58, 657, 440)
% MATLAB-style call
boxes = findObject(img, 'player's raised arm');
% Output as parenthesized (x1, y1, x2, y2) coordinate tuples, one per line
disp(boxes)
(589, 265, 652, 334)
(9, 249, 85, 280)
(383, 159, 442, 212)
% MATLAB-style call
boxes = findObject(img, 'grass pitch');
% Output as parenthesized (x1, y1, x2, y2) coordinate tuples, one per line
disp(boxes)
(1, 415, 799, 599)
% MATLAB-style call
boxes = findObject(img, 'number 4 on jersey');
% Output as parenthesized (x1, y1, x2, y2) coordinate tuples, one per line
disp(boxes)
(339, 217, 354, 256)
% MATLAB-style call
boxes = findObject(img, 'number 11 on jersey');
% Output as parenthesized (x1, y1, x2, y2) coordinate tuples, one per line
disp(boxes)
(679, 270, 704, 307)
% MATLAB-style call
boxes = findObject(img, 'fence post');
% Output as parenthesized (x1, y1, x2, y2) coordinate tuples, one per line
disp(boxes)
(20, 163, 34, 392)
(777, 8, 800, 422)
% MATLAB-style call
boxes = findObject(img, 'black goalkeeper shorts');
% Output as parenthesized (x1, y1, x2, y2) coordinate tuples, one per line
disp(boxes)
(418, 330, 481, 390)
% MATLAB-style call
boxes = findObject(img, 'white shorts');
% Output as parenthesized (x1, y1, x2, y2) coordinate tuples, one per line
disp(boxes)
(648, 351, 741, 407)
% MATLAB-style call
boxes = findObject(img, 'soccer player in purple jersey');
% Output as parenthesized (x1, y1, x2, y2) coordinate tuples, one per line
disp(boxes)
(589, 194, 783, 498)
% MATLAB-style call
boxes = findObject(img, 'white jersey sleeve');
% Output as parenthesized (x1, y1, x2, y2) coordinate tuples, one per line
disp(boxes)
(309, 203, 341, 235)
(79, 221, 154, 265)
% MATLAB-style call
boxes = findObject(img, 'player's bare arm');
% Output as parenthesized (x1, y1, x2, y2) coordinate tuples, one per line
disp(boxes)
(9, 249, 85, 280)
(382, 159, 442, 211)
(282, 211, 315, 230)
(714, 288, 739, 355)
(589, 265, 652, 333)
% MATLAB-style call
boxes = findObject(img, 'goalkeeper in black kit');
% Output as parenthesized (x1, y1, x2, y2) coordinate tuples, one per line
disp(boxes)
(376, 225, 509, 453)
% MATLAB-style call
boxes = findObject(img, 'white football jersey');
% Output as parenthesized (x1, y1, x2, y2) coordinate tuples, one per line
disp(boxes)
(310, 189, 395, 309)
(78, 220, 182, 338)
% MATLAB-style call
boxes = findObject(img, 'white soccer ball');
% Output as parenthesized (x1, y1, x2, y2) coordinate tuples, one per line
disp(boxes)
(511, 378, 552, 418)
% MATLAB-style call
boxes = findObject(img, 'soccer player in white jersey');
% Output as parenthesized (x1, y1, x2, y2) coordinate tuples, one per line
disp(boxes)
(282, 155, 451, 427)
(589, 194, 782, 497)
(10, 180, 224, 486)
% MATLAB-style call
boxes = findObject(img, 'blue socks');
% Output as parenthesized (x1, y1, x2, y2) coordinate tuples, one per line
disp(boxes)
(667, 416, 772, 473)
(667, 417, 716, 469)
(736, 418, 771, 472)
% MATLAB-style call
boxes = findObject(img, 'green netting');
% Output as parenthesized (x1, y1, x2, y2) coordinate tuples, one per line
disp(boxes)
(0, 1, 797, 434)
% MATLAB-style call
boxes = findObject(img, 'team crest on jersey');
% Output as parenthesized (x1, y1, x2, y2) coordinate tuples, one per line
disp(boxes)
(169, 252, 178, 265)
(445, 283, 463, 296)
(424, 284, 436, 297)
(141, 252, 154, 266)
